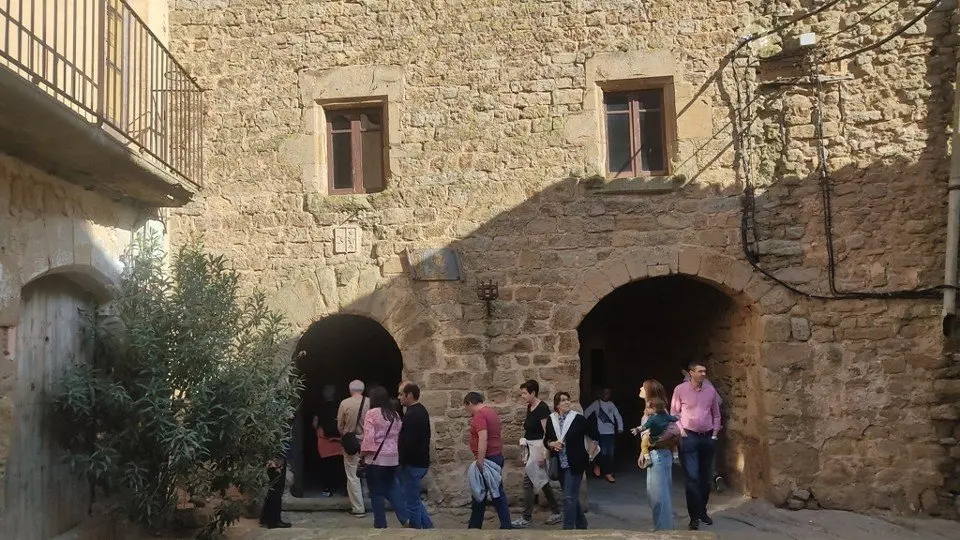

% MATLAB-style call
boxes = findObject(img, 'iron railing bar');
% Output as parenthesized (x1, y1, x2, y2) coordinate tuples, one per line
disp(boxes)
(27, 0, 33, 73)
(95, 0, 104, 125)
(40, 0, 45, 87)
(113, 0, 199, 93)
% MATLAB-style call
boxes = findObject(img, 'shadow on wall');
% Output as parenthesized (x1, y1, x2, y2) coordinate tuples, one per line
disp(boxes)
(277, 51, 954, 507)
(285, 124, 952, 506)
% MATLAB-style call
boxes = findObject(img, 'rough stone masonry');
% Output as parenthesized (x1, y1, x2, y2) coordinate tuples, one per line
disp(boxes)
(167, 0, 960, 517)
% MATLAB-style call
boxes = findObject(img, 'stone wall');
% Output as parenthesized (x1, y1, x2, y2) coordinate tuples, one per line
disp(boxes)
(0, 153, 139, 510)
(168, 0, 958, 516)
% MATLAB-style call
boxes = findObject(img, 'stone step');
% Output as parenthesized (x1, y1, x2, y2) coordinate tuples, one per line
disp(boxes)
(248, 529, 716, 539)
(283, 494, 373, 512)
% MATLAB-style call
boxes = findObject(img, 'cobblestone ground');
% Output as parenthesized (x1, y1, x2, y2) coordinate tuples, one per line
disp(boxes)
(225, 472, 958, 540)
(226, 501, 958, 540)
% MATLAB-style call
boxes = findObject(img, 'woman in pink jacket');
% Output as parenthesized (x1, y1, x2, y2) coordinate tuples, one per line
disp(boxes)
(360, 386, 408, 528)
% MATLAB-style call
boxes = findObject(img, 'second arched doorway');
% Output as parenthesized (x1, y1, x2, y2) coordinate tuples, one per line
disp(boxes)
(291, 314, 403, 498)
(578, 274, 767, 497)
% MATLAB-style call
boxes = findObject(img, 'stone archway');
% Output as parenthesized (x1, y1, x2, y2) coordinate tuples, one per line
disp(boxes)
(572, 246, 772, 498)
(291, 313, 404, 497)
(3, 269, 109, 539)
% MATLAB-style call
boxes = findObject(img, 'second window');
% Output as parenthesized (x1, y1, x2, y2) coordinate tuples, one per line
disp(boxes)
(604, 89, 668, 178)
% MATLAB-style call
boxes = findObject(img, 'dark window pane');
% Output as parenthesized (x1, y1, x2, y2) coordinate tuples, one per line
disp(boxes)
(636, 89, 662, 110)
(361, 111, 381, 131)
(328, 113, 351, 131)
(331, 132, 353, 189)
(604, 92, 629, 112)
(638, 110, 665, 172)
(362, 130, 384, 192)
(606, 112, 632, 174)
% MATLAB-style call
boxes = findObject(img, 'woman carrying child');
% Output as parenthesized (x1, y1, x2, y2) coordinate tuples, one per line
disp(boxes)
(631, 379, 680, 531)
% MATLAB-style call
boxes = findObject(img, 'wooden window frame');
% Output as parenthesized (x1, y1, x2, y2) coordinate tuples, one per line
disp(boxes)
(325, 106, 386, 195)
(603, 85, 671, 179)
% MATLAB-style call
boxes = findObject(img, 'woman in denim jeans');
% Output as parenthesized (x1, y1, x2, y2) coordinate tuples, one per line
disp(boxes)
(543, 392, 599, 530)
(360, 386, 408, 528)
(636, 379, 680, 531)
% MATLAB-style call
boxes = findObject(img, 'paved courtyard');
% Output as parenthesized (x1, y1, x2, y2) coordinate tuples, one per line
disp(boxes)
(224, 469, 958, 540)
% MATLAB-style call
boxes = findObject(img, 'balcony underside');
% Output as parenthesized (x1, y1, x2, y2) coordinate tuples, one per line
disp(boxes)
(0, 67, 196, 207)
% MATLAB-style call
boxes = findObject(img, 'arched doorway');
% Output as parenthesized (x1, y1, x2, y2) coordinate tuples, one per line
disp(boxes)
(4, 274, 103, 539)
(291, 314, 403, 497)
(577, 274, 767, 496)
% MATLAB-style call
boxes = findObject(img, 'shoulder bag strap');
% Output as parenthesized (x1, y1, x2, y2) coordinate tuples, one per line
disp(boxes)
(371, 415, 395, 462)
(352, 397, 365, 433)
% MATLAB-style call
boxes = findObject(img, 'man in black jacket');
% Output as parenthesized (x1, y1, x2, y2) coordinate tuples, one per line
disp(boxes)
(397, 382, 434, 529)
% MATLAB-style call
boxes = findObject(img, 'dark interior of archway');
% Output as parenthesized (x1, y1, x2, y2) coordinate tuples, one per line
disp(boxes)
(577, 275, 735, 469)
(293, 314, 403, 495)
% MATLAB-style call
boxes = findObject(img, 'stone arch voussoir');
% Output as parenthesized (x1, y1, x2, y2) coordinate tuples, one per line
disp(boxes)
(573, 246, 763, 326)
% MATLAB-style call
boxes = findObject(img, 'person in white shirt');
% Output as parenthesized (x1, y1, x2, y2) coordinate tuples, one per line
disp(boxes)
(583, 387, 624, 483)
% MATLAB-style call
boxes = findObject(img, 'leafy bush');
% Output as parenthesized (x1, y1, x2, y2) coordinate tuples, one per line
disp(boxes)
(55, 237, 301, 537)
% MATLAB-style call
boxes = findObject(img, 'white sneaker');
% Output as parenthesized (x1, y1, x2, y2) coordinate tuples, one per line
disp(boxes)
(545, 513, 563, 525)
(511, 517, 531, 528)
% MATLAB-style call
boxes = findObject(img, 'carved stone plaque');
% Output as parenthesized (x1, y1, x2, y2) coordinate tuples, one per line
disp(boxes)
(406, 248, 462, 281)
(333, 226, 360, 254)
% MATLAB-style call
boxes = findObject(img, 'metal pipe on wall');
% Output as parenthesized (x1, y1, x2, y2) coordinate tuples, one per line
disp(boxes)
(943, 49, 960, 332)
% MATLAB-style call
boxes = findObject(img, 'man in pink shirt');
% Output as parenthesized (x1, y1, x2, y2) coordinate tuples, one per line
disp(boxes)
(671, 361, 721, 531)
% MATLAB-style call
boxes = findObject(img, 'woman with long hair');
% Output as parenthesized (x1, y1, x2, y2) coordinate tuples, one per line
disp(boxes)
(636, 379, 679, 531)
(543, 391, 599, 530)
(360, 385, 408, 528)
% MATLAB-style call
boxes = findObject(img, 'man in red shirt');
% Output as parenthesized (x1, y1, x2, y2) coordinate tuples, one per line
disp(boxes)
(671, 361, 722, 531)
(463, 392, 513, 529)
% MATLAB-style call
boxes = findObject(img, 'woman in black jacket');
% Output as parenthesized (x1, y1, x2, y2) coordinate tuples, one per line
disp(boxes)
(543, 391, 600, 530)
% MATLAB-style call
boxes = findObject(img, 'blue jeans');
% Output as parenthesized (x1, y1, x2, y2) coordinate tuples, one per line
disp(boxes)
(558, 468, 587, 529)
(399, 466, 433, 529)
(366, 465, 408, 528)
(468, 454, 512, 529)
(598, 434, 616, 474)
(679, 433, 715, 521)
(647, 449, 674, 530)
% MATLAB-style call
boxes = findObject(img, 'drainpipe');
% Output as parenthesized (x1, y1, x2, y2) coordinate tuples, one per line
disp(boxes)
(943, 56, 960, 333)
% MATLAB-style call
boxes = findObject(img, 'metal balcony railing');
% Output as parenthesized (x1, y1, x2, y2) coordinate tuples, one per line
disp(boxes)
(0, 0, 202, 187)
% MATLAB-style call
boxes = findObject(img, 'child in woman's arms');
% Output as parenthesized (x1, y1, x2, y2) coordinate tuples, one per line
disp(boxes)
(632, 397, 678, 468)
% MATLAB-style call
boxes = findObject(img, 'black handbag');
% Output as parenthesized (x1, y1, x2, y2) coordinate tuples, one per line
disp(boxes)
(340, 397, 365, 456)
(547, 454, 560, 481)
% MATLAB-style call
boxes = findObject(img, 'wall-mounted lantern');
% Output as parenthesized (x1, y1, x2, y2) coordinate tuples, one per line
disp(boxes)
(476, 279, 499, 318)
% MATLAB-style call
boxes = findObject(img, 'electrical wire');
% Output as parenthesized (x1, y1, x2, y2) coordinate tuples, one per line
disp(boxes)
(825, 0, 944, 63)
(732, 45, 958, 300)
(730, 0, 848, 57)
(821, 0, 899, 41)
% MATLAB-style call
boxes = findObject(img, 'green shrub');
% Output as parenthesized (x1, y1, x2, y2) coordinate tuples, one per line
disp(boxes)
(55, 237, 301, 538)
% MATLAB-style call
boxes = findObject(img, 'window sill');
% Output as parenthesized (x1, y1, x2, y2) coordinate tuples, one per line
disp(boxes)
(580, 174, 687, 195)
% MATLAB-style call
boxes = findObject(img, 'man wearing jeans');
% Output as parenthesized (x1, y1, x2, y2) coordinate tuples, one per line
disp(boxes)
(671, 361, 722, 531)
(397, 382, 433, 529)
(463, 392, 512, 529)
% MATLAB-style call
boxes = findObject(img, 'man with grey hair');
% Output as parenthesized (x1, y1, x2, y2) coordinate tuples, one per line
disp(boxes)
(337, 379, 369, 517)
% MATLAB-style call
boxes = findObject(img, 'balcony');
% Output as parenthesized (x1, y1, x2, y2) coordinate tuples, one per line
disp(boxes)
(0, 0, 202, 206)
